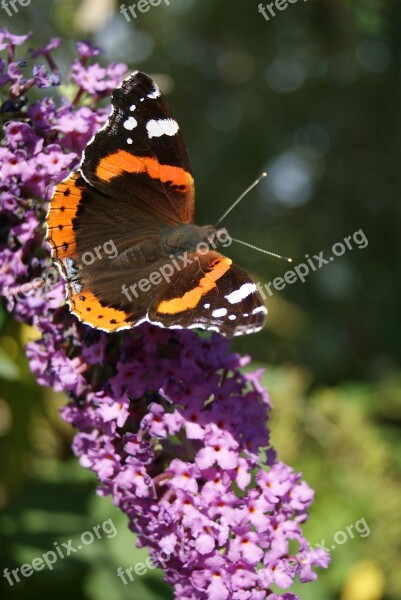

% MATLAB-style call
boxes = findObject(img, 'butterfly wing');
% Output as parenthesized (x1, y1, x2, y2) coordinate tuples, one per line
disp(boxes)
(149, 251, 267, 336)
(46, 71, 196, 331)
(79, 70, 195, 226)
(46, 172, 170, 331)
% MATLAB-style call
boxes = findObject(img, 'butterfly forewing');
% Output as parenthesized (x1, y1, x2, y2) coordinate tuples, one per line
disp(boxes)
(79, 71, 195, 226)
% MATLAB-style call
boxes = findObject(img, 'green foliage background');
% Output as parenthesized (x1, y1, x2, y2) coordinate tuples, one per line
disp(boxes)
(1, 1, 401, 599)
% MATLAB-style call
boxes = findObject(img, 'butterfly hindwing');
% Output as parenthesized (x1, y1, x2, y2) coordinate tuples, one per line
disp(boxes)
(149, 251, 267, 336)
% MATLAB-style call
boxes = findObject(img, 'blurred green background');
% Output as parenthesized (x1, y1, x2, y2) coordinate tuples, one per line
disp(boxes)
(1, 0, 401, 599)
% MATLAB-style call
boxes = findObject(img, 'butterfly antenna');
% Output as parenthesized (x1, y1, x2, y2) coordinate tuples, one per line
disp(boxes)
(215, 172, 267, 226)
(231, 237, 293, 263)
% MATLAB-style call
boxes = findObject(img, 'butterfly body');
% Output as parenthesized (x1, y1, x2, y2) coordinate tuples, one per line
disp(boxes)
(159, 223, 219, 255)
(46, 71, 267, 336)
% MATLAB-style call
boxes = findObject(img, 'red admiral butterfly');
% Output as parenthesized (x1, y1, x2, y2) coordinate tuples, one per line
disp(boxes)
(46, 71, 267, 336)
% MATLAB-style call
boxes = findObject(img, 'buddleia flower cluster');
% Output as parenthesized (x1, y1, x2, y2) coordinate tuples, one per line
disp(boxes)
(0, 28, 329, 599)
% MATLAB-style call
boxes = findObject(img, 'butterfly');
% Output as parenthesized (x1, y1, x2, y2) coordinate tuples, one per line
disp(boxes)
(46, 71, 267, 336)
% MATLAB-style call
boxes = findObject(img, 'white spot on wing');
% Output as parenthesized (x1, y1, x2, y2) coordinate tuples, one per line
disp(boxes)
(130, 104, 136, 111)
(252, 306, 267, 315)
(147, 84, 161, 99)
(146, 118, 179, 139)
(204, 303, 210, 309)
(127, 138, 133, 144)
(124, 116, 137, 130)
(212, 308, 227, 318)
(225, 283, 257, 305)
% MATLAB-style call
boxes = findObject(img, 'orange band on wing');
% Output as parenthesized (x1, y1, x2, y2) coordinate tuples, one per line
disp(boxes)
(95, 151, 193, 192)
(46, 172, 82, 259)
(157, 256, 232, 314)
(68, 288, 131, 332)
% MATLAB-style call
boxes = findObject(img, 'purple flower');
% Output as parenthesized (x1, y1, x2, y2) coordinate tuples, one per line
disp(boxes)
(196, 428, 239, 470)
(0, 28, 31, 49)
(4, 121, 43, 154)
(76, 40, 101, 61)
(191, 556, 232, 599)
(229, 526, 265, 564)
(0, 58, 10, 85)
(98, 392, 131, 428)
(38, 144, 75, 176)
(267, 595, 299, 600)
(0, 31, 330, 600)
(81, 332, 107, 365)
(27, 98, 57, 133)
(167, 459, 200, 494)
(30, 37, 61, 58)
(70, 60, 127, 96)
(55, 106, 101, 153)
(238, 489, 274, 532)
(33, 64, 60, 88)
(256, 463, 293, 504)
